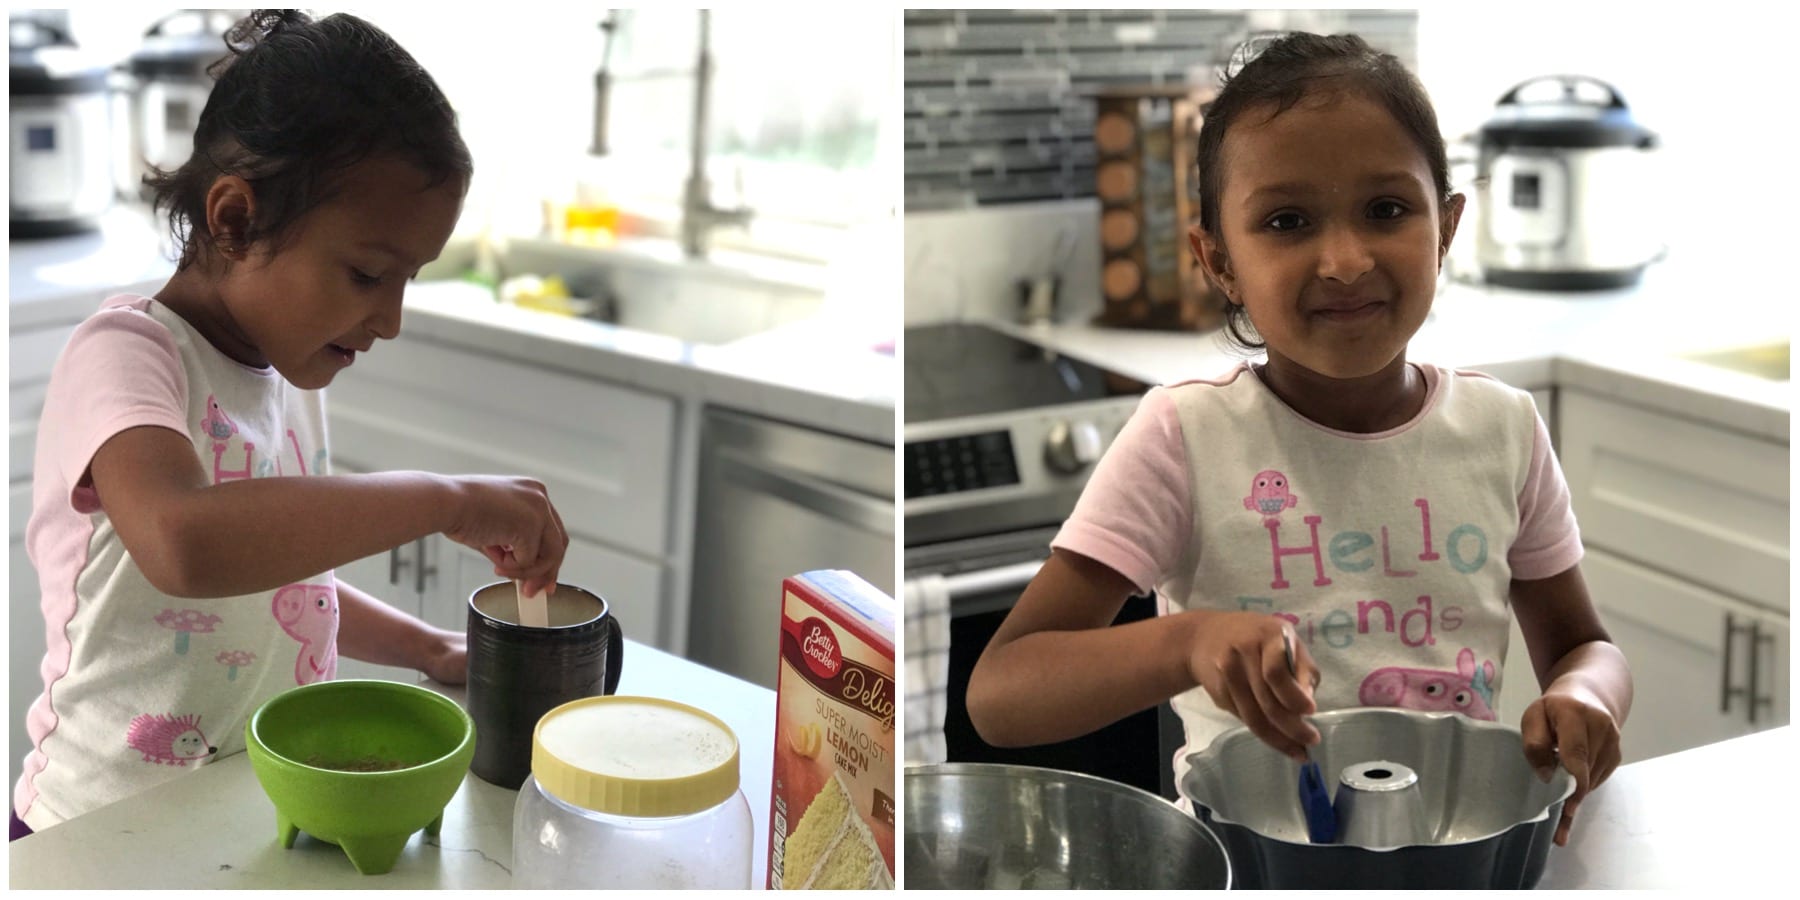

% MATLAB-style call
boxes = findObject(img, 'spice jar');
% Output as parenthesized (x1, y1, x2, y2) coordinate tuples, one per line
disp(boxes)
(511, 696, 752, 889)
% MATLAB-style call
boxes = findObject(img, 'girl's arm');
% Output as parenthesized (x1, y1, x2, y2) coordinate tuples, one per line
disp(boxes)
(1511, 562, 1633, 847)
(88, 424, 568, 598)
(967, 548, 1320, 760)
(335, 578, 467, 685)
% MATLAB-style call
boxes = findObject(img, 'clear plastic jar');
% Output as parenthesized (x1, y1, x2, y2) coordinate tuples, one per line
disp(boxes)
(512, 696, 752, 890)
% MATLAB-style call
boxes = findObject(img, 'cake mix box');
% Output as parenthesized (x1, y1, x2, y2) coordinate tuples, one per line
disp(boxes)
(768, 569, 896, 890)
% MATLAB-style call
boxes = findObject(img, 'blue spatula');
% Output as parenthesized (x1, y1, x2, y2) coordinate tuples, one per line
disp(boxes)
(1284, 632, 1336, 843)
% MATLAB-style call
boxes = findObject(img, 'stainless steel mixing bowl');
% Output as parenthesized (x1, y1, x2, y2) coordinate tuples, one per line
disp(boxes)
(1181, 708, 1577, 889)
(905, 763, 1232, 889)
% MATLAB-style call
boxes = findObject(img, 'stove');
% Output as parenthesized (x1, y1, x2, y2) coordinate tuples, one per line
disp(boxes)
(903, 321, 1171, 798)
(903, 322, 1151, 549)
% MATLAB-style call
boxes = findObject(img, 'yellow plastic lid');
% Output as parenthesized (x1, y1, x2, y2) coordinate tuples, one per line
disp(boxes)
(530, 696, 740, 818)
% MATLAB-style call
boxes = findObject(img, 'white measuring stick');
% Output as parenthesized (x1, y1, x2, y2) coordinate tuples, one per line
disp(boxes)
(516, 579, 550, 628)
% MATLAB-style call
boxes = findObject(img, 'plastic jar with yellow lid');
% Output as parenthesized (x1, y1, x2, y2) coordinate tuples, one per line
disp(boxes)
(511, 696, 752, 889)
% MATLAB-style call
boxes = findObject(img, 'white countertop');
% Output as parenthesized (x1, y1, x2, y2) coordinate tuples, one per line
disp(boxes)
(6, 640, 777, 889)
(8, 206, 895, 445)
(984, 263, 1789, 443)
(1536, 725, 1791, 889)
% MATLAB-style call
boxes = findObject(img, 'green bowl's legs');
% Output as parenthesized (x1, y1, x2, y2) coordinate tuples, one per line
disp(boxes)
(337, 831, 413, 876)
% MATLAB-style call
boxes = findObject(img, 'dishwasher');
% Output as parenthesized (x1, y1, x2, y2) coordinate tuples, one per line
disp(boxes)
(687, 408, 895, 690)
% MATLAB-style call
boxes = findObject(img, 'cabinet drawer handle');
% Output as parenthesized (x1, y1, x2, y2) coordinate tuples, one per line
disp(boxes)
(1749, 621, 1774, 724)
(388, 546, 402, 586)
(1721, 613, 1735, 714)
(414, 538, 436, 595)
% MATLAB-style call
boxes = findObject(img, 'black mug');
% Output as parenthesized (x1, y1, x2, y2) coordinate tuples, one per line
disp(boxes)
(466, 581, 624, 789)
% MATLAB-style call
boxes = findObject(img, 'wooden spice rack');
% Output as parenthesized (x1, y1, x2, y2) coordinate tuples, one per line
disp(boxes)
(1090, 85, 1228, 332)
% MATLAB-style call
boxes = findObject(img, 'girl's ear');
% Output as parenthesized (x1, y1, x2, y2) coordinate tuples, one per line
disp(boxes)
(205, 175, 257, 261)
(1188, 225, 1236, 302)
(1439, 192, 1467, 267)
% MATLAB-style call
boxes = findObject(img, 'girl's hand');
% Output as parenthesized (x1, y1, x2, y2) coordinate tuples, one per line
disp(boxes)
(1520, 682, 1623, 847)
(1185, 612, 1320, 762)
(442, 475, 569, 598)
(422, 627, 468, 686)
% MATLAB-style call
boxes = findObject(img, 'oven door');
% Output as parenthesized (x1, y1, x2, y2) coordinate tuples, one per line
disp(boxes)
(906, 533, 1167, 797)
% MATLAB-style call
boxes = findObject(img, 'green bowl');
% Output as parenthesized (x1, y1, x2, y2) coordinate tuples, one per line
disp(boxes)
(245, 680, 476, 875)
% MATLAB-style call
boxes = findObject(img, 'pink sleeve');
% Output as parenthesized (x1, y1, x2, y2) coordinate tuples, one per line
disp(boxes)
(1052, 387, 1192, 595)
(42, 305, 190, 514)
(1509, 403, 1583, 580)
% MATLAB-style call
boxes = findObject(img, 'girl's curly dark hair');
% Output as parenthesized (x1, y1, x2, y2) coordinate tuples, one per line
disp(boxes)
(147, 9, 473, 269)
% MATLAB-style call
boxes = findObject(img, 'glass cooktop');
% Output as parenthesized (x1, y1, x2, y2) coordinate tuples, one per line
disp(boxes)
(904, 323, 1152, 423)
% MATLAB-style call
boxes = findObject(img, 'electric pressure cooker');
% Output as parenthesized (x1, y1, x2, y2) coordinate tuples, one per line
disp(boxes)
(9, 17, 114, 238)
(1474, 75, 1661, 291)
(119, 9, 233, 203)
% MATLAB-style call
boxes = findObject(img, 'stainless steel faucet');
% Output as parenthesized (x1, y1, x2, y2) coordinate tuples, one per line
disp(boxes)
(680, 10, 753, 258)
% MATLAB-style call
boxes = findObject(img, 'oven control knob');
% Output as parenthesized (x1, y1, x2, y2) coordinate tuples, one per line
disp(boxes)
(1045, 420, 1104, 474)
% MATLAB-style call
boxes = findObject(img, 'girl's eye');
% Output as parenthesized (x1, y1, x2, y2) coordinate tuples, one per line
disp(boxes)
(1264, 212, 1307, 233)
(1369, 200, 1408, 220)
(351, 269, 382, 286)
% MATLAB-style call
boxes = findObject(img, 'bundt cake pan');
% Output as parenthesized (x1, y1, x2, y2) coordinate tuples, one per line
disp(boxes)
(1180, 708, 1576, 889)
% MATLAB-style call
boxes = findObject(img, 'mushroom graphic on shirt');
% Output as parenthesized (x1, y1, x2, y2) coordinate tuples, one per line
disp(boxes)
(217, 650, 256, 682)
(154, 608, 222, 655)
(1242, 469, 1299, 526)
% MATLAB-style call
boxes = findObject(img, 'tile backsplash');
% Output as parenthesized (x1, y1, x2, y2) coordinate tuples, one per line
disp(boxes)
(903, 8, 1418, 211)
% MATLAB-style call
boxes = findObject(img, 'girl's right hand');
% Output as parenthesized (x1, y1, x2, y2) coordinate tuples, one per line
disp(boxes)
(1186, 612, 1321, 762)
(441, 475, 569, 597)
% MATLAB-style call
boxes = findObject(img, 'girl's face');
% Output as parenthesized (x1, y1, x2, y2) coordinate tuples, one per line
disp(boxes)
(1192, 90, 1463, 381)
(224, 155, 465, 390)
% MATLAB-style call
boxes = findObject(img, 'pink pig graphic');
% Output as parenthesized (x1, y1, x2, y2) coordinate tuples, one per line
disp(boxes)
(1359, 647, 1498, 721)
(273, 583, 339, 685)
(1243, 469, 1299, 526)
(126, 713, 218, 766)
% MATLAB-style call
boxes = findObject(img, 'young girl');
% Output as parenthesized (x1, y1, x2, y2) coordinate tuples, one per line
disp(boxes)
(13, 10, 569, 838)
(966, 33, 1630, 848)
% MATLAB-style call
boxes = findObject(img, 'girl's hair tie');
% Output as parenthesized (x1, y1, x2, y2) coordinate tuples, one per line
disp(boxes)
(221, 9, 312, 58)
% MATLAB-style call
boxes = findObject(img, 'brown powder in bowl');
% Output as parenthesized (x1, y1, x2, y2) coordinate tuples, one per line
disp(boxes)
(303, 753, 416, 772)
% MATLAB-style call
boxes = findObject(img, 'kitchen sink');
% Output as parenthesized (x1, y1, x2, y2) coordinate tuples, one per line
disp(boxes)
(1679, 341, 1790, 381)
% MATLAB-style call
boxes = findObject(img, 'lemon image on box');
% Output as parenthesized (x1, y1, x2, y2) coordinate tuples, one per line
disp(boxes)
(780, 771, 893, 890)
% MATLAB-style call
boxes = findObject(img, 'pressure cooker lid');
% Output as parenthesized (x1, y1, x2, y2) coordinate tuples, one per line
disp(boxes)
(9, 19, 110, 96)
(127, 9, 232, 79)
(1479, 74, 1657, 150)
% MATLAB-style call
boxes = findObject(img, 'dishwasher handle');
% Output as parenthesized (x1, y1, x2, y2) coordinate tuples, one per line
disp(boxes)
(716, 446, 894, 537)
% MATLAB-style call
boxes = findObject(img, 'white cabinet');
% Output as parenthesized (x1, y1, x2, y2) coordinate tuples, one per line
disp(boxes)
(1558, 389, 1789, 762)
(1582, 547, 1787, 763)
(326, 332, 679, 650)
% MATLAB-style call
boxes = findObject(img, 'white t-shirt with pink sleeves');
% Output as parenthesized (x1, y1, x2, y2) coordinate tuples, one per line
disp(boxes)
(1051, 361, 1583, 794)
(16, 294, 339, 830)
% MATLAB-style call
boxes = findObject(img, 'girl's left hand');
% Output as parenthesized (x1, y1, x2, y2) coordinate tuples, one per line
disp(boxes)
(422, 628, 468, 686)
(1519, 683, 1622, 847)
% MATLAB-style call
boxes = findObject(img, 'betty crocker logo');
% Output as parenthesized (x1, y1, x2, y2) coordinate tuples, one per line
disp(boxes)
(799, 617, 842, 679)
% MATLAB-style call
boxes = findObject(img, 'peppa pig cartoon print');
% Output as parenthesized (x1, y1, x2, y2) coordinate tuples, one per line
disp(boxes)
(273, 583, 339, 685)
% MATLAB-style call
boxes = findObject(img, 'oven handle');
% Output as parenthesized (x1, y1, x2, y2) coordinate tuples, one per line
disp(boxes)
(935, 560, 1046, 617)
